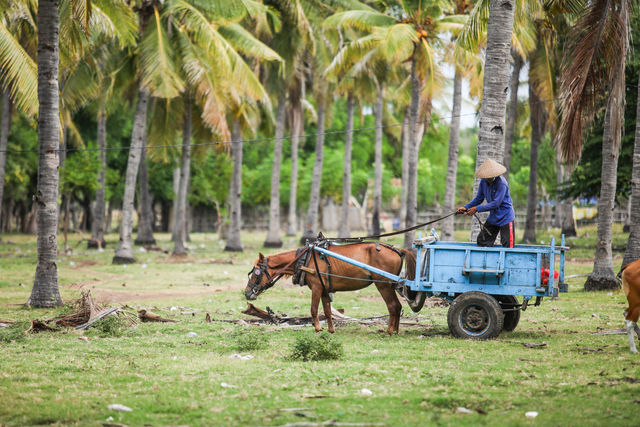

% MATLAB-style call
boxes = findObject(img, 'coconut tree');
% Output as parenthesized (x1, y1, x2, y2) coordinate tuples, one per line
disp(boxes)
(623, 82, 640, 267)
(554, 0, 631, 290)
(27, 0, 63, 307)
(504, 50, 523, 179)
(326, 1, 464, 247)
(112, 0, 281, 261)
(522, 79, 545, 243)
(25, 0, 137, 305)
(225, 119, 243, 252)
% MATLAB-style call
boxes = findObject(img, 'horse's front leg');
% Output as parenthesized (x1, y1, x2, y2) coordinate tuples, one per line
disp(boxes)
(375, 282, 401, 334)
(321, 294, 334, 333)
(310, 284, 323, 333)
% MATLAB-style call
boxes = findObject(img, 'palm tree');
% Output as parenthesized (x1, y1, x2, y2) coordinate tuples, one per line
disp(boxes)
(339, 94, 355, 238)
(27, 0, 136, 304)
(0, 91, 11, 238)
(225, 119, 243, 251)
(286, 75, 305, 236)
(326, 2, 463, 247)
(262, 0, 312, 247)
(468, 0, 516, 240)
(135, 145, 156, 245)
(264, 92, 287, 247)
(89, 107, 107, 249)
(301, 81, 327, 243)
(554, 0, 631, 290)
(622, 83, 640, 267)
(522, 79, 545, 243)
(172, 98, 192, 256)
(504, 50, 523, 179)
(28, 0, 63, 307)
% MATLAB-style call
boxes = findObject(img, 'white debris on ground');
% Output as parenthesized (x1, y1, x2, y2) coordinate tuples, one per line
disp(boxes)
(229, 354, 254, 361)
(360, 388, 373, 396)
(187, 332, 197, 337)
(220, 382, 237, 388)
(456, 407, 473, 415)
(525, 411, 538, 419)
(108, 404, 132, 412)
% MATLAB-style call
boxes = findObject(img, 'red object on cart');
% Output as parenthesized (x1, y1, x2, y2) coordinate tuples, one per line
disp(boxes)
(541, 268, 559, 285)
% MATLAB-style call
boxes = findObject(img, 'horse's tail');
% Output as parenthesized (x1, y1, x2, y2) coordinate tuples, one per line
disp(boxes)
(400, 249, 416, 280)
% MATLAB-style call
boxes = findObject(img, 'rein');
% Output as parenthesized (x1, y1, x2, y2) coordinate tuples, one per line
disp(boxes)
(324, 211, 458, 243)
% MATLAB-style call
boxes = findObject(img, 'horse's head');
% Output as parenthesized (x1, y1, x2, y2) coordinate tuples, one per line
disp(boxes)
(245, 253, 273, 300)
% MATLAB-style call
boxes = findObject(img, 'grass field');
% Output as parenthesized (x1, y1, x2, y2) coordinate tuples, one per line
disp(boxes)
(1, 225, 638, 426)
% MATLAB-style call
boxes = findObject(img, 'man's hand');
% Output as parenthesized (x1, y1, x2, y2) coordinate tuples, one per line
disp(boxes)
(466, 206, 477, 215)
(456, 206, 467, 214)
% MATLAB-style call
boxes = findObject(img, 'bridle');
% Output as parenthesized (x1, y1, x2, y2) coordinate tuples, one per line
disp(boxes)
(246, 248, 310, 299)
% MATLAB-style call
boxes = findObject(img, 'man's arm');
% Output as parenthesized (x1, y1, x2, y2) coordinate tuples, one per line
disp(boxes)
(465, 181, 485, 209)
(476, 181, 507, 212)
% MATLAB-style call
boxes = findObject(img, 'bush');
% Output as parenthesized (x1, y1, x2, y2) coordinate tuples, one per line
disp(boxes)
(85, 315, 125, 338)
(0, 321, 29, 343)
(288, 332, 344, 362)
(232, 328, 269, 351)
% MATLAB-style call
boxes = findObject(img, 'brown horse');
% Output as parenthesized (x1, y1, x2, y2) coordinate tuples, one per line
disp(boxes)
(245, 242, 416, 334)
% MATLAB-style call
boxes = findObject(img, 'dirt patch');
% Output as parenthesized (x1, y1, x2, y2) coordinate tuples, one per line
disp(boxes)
(68, 259, 101, 268)
(66, 273, 133, 289)
(92, 287, 234, 303)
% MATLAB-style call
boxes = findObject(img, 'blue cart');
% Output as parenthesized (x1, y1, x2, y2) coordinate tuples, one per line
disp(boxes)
(312, 234, 569, 339)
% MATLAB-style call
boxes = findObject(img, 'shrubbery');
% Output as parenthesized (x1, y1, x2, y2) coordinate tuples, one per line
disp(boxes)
(288, 332, 344, 361)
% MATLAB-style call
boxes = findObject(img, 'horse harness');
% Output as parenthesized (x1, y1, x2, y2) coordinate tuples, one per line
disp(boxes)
(292, 238, 407, 298)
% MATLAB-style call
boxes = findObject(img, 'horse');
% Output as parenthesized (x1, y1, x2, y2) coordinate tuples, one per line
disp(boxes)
(621, 259, 640, 353)
(245, 241, 416, 334)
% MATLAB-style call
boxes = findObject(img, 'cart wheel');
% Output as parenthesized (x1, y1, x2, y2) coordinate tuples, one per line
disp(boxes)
(494, 295, 520, 332)
(447, 292, 504, 340)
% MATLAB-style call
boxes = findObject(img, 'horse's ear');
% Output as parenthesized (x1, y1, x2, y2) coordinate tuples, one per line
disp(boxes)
(258, 252, 265, 261)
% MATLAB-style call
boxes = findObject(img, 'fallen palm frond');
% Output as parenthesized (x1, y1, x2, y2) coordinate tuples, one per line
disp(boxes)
(138, 309, 177, 323)
(25, 290, 137, 334)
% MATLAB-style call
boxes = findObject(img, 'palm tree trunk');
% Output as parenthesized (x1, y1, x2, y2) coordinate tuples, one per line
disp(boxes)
(471, 0, 515, 242)
(623, 83, 640, 267)
(225, 119, 243, 251)
(372, 86, 383, 236)
(0, 89, 11, 238)
(339, 94, 355, 238)
(171, 167, 179, 241)
(89, 109, 107, 249)
(400, 109, 409, 229)
(172, 98, 192, 256)
(584, 85, 623, 290)
(442, 69, 462, 241)
(113, 86, 150, 264)
(29, 0, 62, 307)
(404, 56, 422, 249)
(287, 81, 304, 237)
(522, 84, 544, 243)
(301, 91, 326, 244)
(135, 146, 156, 245)
(504, 51, 523, 180)
(264, 92, 287, 247)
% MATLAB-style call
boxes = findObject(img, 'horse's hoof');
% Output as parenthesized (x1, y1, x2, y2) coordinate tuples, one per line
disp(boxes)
(328, 328, 335, 334)
(315, 328, 323, 333)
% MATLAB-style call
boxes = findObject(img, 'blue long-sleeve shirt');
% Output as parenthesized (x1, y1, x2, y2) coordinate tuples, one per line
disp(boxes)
(465, 176, 515, 226)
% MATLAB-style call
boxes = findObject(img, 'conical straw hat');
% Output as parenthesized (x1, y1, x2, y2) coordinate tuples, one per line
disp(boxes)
(474, 158, 506, 179)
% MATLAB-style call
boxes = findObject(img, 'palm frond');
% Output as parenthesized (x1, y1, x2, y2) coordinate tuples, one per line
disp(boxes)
(455, 0, 489, 52)
(324, 33, 378, 77)
(554, 0, 630, 165)
(139, 6, 185, 98)
(0, 21, 37, 115)
(147, 97, 182, 162)
(217, 23, 282, 62)
(324, 10, 395, 31)
(91, 0, 137, 47)
(379, 23, 417, 62)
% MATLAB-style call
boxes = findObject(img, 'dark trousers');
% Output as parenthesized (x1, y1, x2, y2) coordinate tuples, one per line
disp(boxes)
(477, 221, 515, 248)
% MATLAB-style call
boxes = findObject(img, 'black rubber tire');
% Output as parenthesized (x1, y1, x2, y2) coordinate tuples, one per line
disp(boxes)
(494, 295, 520, 332)
(447, 291, 504, 340)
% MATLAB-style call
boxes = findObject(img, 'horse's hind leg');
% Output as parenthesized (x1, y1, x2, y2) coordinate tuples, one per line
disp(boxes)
(321, 294, 335, 333)
(310, 285, 323, 333)
(375, 282, 402, 334)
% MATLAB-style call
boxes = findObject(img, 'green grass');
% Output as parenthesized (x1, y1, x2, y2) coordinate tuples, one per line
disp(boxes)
(0, 226, 638, 426)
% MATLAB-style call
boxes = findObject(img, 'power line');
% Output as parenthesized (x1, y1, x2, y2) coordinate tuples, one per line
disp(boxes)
(0, 91, 606, 155)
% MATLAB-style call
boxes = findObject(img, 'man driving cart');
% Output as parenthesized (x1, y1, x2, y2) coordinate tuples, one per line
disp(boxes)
(457, 158, 515, 248)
